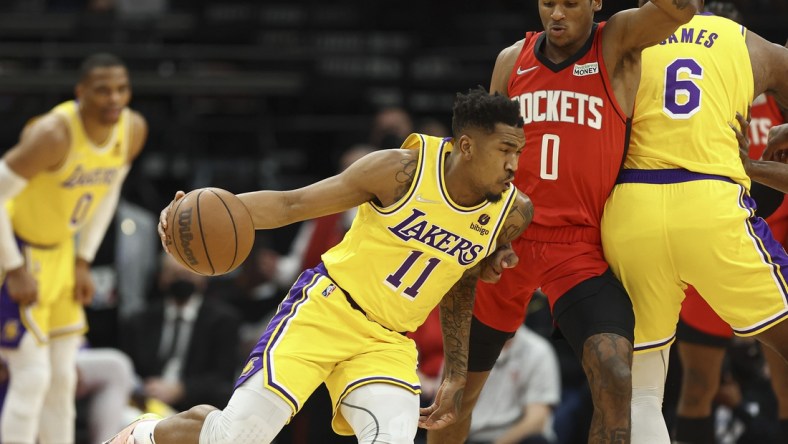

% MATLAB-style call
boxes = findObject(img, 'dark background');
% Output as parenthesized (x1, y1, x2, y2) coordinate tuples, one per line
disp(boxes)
(0, 0, 785, 225)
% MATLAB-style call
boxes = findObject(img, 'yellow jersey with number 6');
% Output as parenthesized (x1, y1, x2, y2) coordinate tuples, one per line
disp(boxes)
(7, 101, 129, 246)
(624, 14, 753, 187)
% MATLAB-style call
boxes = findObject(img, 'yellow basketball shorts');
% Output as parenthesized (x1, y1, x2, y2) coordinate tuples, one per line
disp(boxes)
(602, 169, 788, 353)
(235, 263, 421, 436)
(0, 236, 86, 347)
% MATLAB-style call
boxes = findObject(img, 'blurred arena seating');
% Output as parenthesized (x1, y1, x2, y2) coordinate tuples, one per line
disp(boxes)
(0, 0, 784, 214)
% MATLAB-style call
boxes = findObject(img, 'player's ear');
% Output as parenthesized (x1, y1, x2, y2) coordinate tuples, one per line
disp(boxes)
(456, 134, 473, 157)
(592, 0, 602, 13)
(74, 83, 84, 101)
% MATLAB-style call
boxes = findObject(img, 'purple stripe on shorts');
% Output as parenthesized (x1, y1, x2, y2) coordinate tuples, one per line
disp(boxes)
(337, 376, 422, 406)
(233, 264, 325, 409)
(633, 334, 675, 353)
(0, 236, 27, 348)
(616, 169, 734, 185)
(735, 213, 788, 335)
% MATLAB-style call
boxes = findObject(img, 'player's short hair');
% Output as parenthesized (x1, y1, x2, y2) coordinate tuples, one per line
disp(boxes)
(452, 86, 523, 137)
(79, 53, 126, 82)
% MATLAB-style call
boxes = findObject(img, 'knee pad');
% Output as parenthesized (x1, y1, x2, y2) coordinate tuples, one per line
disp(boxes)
(340, 383, 419, 444)
(10, 362, 51, 398)
(199, 376, 291, 444)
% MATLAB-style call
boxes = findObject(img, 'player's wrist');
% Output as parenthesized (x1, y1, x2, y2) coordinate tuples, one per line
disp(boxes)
(75, 256, 91, 268)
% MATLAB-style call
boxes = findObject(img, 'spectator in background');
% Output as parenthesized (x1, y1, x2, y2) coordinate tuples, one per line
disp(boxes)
(369, 107, 413, 148)
(86, 198, 159, 349)
(121, 253, 240, 412)
(467, 325, 561, 444)
(75, 346, 136, 444)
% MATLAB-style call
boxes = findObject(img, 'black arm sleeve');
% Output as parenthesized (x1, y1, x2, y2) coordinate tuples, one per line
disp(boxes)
(750, 181, 785, 219)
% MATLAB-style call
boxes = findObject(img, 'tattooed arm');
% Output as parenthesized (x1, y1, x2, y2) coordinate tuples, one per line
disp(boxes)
(479, 191, 534, 283)
(418, 265, 479, 430)
(419, 191, 533, 429)
(235, 148, 417, 230)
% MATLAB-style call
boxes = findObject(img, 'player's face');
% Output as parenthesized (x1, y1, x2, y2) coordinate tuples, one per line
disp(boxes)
(538, 0, 600, 50)
(468, 123, 523, 202)
(76, 66, 131, 125)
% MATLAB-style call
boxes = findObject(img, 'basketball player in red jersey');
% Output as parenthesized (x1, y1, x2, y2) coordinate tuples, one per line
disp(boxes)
(425, 2, 702, 443)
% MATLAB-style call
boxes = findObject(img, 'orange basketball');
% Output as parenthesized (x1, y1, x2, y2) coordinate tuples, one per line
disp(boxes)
(166, 187, 255, 276)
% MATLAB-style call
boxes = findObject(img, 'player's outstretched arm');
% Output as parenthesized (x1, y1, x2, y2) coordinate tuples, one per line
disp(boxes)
(157, 148, 417, 248)
(605, 0, 700, 54)
(238, 148, 415, 229)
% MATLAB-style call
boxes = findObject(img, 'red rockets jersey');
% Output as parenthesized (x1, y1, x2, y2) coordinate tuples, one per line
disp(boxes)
(508, 22, 630, 242)
(748, 94, 785, 160)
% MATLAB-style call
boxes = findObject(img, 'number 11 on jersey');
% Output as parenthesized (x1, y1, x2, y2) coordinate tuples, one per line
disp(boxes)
(385, 250, 441, 299)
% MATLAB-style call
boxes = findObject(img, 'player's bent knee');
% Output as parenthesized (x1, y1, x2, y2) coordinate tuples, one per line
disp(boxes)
(341, 383, 419, 444)
(11, 364, 51, 400)
(198, 380, 291, 444)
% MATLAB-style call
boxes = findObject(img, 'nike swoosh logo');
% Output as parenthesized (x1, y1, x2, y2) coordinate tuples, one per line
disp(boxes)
(415, 194, 439, 204)
(517, 66, 538, 75)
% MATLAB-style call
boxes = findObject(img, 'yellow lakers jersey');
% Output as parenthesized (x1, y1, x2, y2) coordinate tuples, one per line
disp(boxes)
(625, 14, 754, 187)
(8, 101, 129, 245)
(322, 134, 518, 332)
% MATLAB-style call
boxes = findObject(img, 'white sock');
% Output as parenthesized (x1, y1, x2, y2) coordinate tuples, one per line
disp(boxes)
(132, 420, 160, 444)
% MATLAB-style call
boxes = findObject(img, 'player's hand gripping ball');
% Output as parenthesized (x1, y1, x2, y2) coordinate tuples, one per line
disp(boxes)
(165, 188, 254, 276)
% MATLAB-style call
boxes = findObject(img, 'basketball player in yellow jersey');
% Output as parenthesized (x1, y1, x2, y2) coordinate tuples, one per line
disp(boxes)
(600, 4, 788, 443)
(105, 88, 533, 444)
(0, 53, 147, 444)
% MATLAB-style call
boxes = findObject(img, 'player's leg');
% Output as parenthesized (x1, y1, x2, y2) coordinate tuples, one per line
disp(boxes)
(340, 383, 420, 444)
(0, 333, 51, 444)
(763, 344, 788, 442)
(631, 348, 671, 444)
(38, 334, 81, 444)
(673, 341, 726, 442)
(76, 348, 136, 444)
(603, 181, 690, 444)
(672, 287, 732, 444)
(107, 371, 293, 444)
(552, 270, 635, 444)
(0, 243, 59, 443)
(426, 317, 514, 444)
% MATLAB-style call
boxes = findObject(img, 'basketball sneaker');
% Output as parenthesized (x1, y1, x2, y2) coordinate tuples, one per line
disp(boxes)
(102, 413, 162, 444)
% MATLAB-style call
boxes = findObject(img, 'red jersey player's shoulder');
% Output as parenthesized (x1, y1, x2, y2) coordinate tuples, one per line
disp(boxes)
(490, 39, 525, 95)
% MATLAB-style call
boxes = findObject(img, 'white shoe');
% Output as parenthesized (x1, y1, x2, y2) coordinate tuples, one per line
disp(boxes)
(102, 413, 162, 444)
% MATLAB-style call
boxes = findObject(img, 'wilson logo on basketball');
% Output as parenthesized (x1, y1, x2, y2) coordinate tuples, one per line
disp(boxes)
(178, 207, 199, 266)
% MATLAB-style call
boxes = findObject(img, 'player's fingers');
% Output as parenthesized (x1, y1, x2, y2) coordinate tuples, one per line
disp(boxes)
(503, 251, 519, 268)
(419, 404, 437, 417)
(421, 411, 456, 430)
(736, 111, 749, 129)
